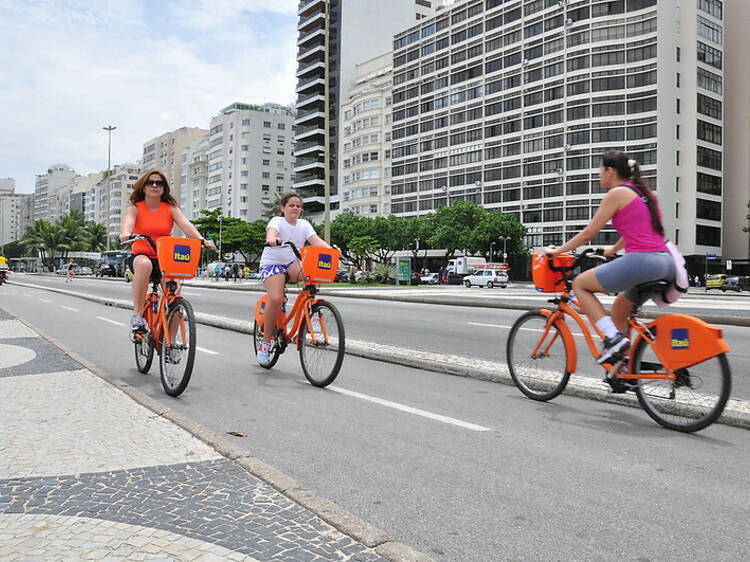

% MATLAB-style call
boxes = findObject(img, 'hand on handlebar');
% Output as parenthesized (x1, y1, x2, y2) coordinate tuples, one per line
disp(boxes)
(602, 245, 619, 258)
(543, 246, 559, 257)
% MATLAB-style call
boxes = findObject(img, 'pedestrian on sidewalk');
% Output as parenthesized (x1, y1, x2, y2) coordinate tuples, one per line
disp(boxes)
(232, 263, 240, 282)
(65, 263, 75, 283)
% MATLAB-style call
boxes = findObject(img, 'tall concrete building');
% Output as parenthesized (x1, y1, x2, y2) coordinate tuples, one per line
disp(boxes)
(0, 179, 32, 246)
(339, 51, 394, 216)
(33, 164, 77, 222)
(180, 136, 209, 221)
(388, 0, 733, 266)
(142, 127, 207, 205)
(191, 103, 296, 221)
(293, 0, 436, 221)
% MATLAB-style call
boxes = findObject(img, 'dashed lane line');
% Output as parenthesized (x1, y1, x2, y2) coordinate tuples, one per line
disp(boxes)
(61, 306, 79, 312)
(96, 316, 126, 327)
(37, 298, 52, 304)
(327, 385, 492, 432)
(196, 346, 219, 355)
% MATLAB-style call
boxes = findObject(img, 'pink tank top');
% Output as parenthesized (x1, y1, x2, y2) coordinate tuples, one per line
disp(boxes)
(611, 182, 667, 253)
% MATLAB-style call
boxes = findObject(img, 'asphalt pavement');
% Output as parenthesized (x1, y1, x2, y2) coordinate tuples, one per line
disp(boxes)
(2, 282, 749, 561)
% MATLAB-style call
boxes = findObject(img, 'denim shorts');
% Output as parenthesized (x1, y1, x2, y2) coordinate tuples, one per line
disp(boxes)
(595, 252, 675, 301)
(259, 263, 292, 282)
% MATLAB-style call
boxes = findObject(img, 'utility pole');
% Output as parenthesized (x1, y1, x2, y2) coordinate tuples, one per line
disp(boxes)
(102, 125, 116, 251)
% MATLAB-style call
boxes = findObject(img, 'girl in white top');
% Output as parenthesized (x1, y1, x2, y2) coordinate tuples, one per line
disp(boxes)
(257, 193, 331, 365)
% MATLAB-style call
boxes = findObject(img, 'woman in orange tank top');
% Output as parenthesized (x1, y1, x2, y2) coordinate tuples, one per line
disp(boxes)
(119, 170, 214, 332)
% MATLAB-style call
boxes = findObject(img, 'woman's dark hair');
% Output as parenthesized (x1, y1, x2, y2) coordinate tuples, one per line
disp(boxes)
(278, 192, 302, 215)
(130, 170, 177, 206)
(601, 150, 664, 236)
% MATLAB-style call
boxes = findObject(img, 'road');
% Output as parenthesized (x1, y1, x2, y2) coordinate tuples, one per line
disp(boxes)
(9, 273, 750, 400)
(2, 282, 750, 561)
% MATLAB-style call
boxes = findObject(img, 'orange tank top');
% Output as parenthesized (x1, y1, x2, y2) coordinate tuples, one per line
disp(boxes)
(132, 201, 174, 257)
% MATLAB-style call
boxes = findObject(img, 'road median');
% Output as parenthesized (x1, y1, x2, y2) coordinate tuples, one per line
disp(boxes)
(10, 278, 750, 430)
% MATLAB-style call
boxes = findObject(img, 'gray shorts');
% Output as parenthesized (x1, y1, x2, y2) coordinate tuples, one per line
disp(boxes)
(595, 252, 675, 301)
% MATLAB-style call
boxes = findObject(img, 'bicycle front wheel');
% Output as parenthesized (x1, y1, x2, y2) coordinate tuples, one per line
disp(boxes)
(253, 320, 281, 369)
(506, 310, 571, 401)
(299, 300, 345, 387)
(633, 335, 731, 433)
(134, 331, 154, 374)
(159, 298, 196, 397)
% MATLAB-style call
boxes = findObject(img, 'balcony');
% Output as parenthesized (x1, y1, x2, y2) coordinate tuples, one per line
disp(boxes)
(294, 142, 325, 158)
(298, 0, 325, 17)
(296, 60, 325, 79)
(294, 160, 326, 174)
(295, 93, 325, 110)
(297, 43, 325, 63)
(298, 9, 325, 32)
(294, 126, 325, 141)
(295, 77, 325, 95)
(297, 27, 325, 47)
(295, 109, 325, 125)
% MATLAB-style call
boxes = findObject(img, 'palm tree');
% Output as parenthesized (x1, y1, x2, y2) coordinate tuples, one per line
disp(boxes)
(85, 222, 108, 252)
(58, 212, 89, 260)
(21, 220, 66, 270)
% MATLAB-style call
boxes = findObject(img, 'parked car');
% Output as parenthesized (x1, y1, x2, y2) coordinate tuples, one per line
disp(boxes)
(78, 266, 92, 275)
(445, 272, 464, 285)
(720, 275, 750, 292)
(463, 269, 509, 288)
(420, 272, 439, 285)
(55, 265, 77, 275)
(335, 270, 350, 283)
(705, 274, 727, 290)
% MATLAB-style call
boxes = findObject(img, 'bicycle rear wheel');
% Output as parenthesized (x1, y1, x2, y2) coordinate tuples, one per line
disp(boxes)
(299, 300, 345, 387)
(252, 321, 281, 369)
(632, 335, 731, 432)
(506, 310, 571, 401)
(134, 331, 154, 374)
(159, 298, 196, 397)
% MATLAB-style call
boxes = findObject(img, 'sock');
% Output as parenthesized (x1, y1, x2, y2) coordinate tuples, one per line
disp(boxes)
(596, 316, 618, 339)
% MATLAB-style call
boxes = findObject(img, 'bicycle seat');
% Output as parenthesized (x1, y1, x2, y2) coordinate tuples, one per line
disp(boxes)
(632, 279, 670, 300)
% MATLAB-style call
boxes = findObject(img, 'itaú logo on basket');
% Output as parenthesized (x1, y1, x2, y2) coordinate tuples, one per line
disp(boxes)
(317, 254, 333, 270)
(173, 245, 192, 263)
(671, 328, 690, 350)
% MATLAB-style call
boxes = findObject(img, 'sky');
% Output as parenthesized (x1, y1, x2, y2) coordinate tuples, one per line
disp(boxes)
(0, 0, 299, 193)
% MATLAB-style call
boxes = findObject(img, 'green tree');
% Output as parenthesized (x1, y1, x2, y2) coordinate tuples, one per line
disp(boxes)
(368, 215, 408, 264)
(348, 235, 379, 269)
(467, 210, 527, 261)
(1, 239, 31, 259)
(221, 220, 266, 266)
(85, 222, 109, 252)
(427, 201, 485, 259)
(330, 213, 370, 264)
(57, 212, 89, 259)
(21, 220, 66, 269)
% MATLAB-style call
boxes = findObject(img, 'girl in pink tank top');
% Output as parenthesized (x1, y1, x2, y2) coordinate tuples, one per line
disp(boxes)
(545, 151, 673, 369)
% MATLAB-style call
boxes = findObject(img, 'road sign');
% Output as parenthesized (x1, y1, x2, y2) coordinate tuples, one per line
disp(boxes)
(396, 257, 411, 285)
(503, 252, 508, 260)
(726, 260, 732, 271)
(706, 253, 717, 259)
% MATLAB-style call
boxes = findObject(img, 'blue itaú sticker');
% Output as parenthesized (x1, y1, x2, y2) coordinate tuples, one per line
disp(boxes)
(318, 254, 332, 270)
(671, 328, 689, 349)
(173, 245, 191, 262)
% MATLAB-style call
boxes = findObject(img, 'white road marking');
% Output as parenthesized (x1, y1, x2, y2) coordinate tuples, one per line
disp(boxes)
(468, 322, 587, 339)
(327, 386, 491, 432)
(96, 316, 126, 327)
(181, 291, 202, 297)
(61, 306, 79, 312)
(23, 293, 33, 297)
(37, 298, 51, 303)
(196, 346, 219, 355)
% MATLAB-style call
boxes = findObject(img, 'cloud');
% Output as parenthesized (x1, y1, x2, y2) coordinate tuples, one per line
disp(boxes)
(0, 0, 297, 193)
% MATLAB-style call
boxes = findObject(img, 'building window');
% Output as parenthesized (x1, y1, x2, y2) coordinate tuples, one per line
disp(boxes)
(697, 41, 723, 70)
(696, 225, 721, 246)
(697, 146, 722, 170)
(696, 172, 722, 195)
(698, 0, 723, 20)
(697, 120, 723, 145)
(263, 121, 271, 128)
(697, 93, 722, 119)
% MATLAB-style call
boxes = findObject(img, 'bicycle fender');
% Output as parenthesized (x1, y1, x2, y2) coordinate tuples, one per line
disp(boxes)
(640, 314, 730, 370)
(540, 309, 577, 374)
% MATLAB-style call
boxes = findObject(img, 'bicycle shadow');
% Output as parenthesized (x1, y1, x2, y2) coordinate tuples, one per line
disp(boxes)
(512, 394, 734, 445)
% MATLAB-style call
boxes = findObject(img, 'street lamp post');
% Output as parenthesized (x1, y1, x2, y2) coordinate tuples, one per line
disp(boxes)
(489, 241, 496, 262)
(102, 125, 116, 251)
(502, 236, 511, 263)
(218, 215, 224, 260)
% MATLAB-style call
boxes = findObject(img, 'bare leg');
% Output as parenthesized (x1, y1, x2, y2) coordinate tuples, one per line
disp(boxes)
(131, 256, 153, 313)
(610, 292, 634, 335)
(572, 269, 608, 326)
(262, 273, 286, 343)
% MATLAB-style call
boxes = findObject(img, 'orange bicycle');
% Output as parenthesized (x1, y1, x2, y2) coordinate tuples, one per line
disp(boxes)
(253, 241, 345, 387)
(124, 234, 202, 397)
(506, 249, 731, 432)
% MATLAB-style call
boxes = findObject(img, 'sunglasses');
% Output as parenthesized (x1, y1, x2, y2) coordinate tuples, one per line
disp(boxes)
(144, 180, 165, 187)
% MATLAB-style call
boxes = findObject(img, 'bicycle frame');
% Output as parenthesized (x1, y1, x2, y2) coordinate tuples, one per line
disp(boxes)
(137, 280, 183, 352)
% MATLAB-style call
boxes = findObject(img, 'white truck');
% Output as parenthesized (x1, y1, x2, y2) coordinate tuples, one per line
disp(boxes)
(447, 256, 487, 276)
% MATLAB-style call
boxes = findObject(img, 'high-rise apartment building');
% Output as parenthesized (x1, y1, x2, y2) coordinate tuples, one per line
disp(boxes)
(294, 0, 436, 221)
(180, 136, 209, 221)
(142, 127, 207, 204)
(388, 0, 734, 265)
(33, 164, 77, 222)
(0, 179, 32, 246)
(339, 51, 394, 215)
(194, 103, 295, 221)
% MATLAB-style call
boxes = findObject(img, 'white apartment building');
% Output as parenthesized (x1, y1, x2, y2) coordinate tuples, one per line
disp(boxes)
(33, 164, 77, 222)
(201, 103, 296, 221)
(52, 172, 101, 221)
(0, 179, 33, 246)
(339, 51, 394, 216)
(294, 0, 437, 221)
(142, 127, 207, 204)
(180, 136, 209, 221)
(388, 0, 737, 271)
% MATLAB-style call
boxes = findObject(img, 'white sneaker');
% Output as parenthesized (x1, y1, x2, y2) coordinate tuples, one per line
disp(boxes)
(257, 340, 272, 366)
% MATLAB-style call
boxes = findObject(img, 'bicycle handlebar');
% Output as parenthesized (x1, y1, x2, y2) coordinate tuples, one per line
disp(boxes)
(546, 248, 608, 272)
(264, 240, 303, 261)
(122, 234, 157, 253)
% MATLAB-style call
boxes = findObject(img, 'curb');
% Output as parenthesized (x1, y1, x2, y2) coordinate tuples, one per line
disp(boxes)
(21, 274, 750, 327)
(3, 306, 434, 562)
(9, 279, 750, 430)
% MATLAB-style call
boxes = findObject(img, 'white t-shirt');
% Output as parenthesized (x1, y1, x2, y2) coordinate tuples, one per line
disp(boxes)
(259, 216, 316, 267)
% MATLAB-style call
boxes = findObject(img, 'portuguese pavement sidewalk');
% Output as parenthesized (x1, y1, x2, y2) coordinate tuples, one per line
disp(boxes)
(0, 306, 389, 561)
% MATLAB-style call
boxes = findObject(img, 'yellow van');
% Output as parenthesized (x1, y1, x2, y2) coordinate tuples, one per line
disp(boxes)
(705, 274, 727, 290)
